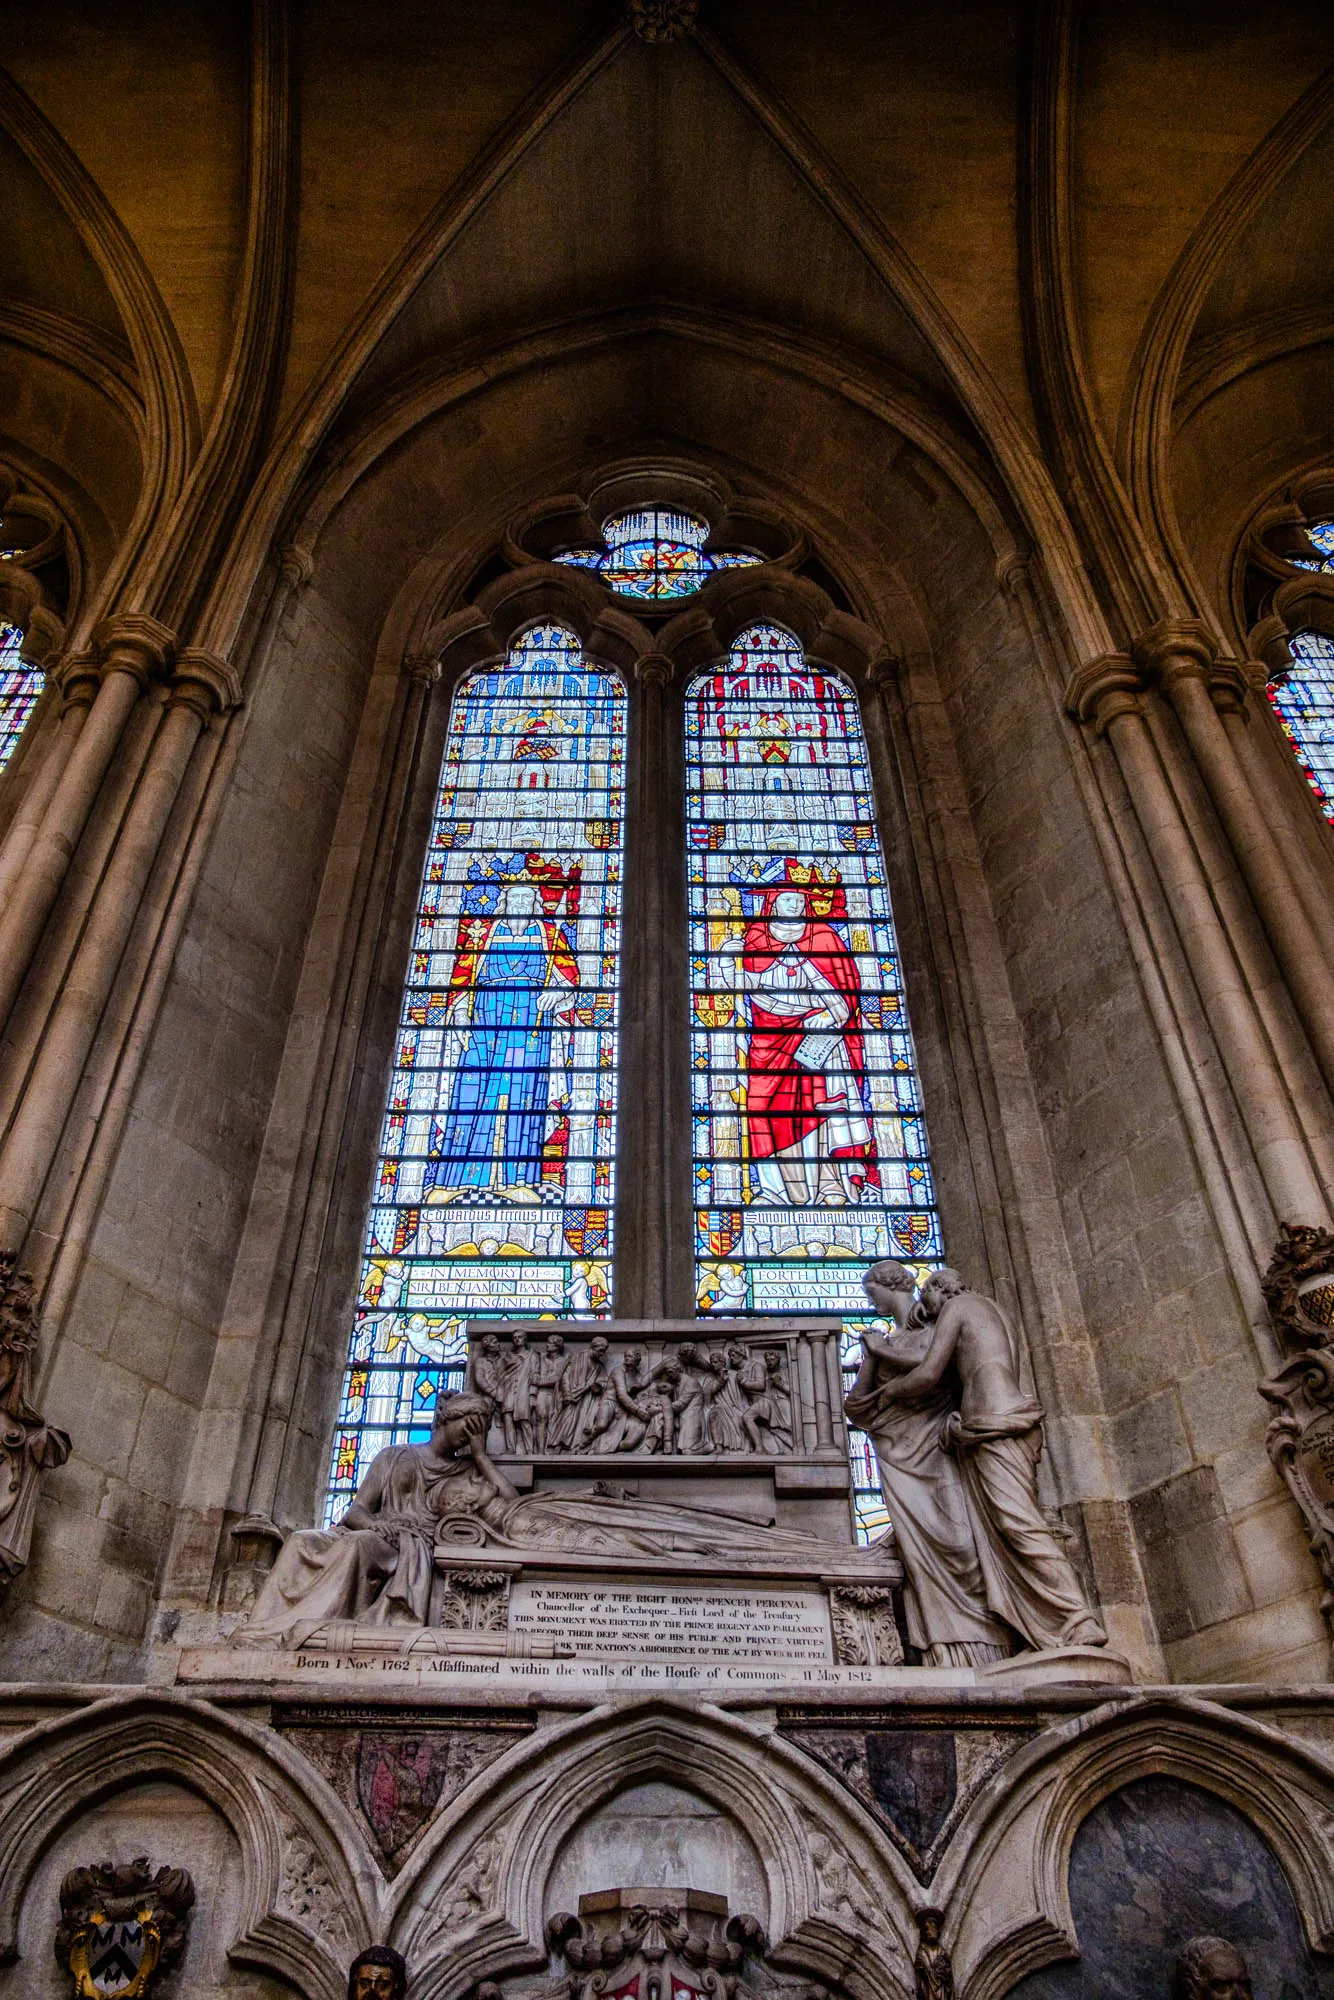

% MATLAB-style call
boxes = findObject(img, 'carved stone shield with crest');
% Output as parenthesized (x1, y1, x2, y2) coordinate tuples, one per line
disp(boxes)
(55, 1859, 194, 1999)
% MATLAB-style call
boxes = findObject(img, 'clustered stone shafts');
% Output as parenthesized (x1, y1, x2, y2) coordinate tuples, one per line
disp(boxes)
(471, 1329, 796, 1457)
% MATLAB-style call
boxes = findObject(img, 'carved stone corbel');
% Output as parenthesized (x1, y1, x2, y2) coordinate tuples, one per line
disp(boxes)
(1258, 1222, 1334, 1654)
(827, 1583, 905, 1666)
(0, 1250, 71, 1609)
(54, 1858, 194, 1998)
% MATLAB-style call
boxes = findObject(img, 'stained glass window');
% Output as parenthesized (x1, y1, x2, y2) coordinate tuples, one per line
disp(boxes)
(324, 624, 626, 1521)
(0, 624, 43, 777)
(1285, 519, 1334, 572)
(685, 623, 943, 1538)
(555, 507, 758, 600)
(1267, 629, 1334, 825)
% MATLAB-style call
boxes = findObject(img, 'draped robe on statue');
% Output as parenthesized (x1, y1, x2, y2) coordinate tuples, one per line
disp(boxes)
(431, 911, 578, 1194)
(739, 896, 877, 1204)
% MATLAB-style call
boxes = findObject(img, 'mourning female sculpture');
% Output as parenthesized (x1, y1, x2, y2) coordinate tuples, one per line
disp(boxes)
(242, 1391, 894, 1646)
(872, 1267, 1106, 1653)
(845, 1260, 1010, 1666)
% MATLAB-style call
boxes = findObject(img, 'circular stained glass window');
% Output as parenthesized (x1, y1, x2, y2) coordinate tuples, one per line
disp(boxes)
(556, 507, 758, 601)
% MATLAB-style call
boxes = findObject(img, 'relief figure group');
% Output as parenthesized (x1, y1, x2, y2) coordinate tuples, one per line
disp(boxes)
(471, 1328, 795, 1457)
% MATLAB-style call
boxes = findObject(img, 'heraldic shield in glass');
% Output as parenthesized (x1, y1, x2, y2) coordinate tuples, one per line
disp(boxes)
(325, 625, 626, 1521)
(685, 624, 943, 1537)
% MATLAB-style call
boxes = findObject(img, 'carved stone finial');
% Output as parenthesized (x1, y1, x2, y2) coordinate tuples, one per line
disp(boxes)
(55, 1857, 195, 1998)
(913, 1907, 955, 2000)
(0, 1250, 71, 1609)
(347, 1946, 408, 2000)
(627, 0, 698, 40)
(1173, 1936, 1253, 2000)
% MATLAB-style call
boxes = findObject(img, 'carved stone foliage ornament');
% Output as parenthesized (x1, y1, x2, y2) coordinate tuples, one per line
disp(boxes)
(54, 1859, 194, 1999)
(1258, 1223, 1334, 1651)
(0, 1250, 71, 1605)
(626, 0, 698, 41)
(828, 1584, 904, 1667)
(546, 1890, 768, 2000)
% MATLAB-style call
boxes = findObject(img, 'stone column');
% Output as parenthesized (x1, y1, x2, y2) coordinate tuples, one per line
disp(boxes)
(1066, 655, 1327, 1223)
(0, 649, 239, 1252)
(0, 613, 174, 1031)
(1136, 619, 1334, 1095)
(0, 650, 101, 916)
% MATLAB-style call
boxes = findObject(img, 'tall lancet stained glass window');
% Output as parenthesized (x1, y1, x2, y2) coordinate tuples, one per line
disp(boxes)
(0, 622, 43, 777)
(685, 624, 943, 1537)
(1267, 627, 1334, 825)
(325, 625, 626, 1521)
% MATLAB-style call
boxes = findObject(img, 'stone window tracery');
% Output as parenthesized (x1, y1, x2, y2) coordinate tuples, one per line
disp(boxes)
(555, 506, 758, 600)
(684, 620, 942, 1538)
(324, 622, 627, 1521)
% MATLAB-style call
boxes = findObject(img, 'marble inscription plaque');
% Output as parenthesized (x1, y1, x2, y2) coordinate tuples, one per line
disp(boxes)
(507, 1578, 833, 1663)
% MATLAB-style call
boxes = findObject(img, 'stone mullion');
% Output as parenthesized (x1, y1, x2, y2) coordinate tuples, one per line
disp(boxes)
(615, 652, 691, 1318)
(1067, 656, 1329, 1227)
(0, 651, 240, 1255)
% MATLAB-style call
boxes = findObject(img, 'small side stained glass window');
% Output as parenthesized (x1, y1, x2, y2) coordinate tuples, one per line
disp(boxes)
(323, 623, 627, 1523)
(1285, 520, 1334, 572)
(0, 624, 43, 777)
(684, 621, 944, 1539)
(556, 507, 759, 601)
(1268, 628, 1334, 825)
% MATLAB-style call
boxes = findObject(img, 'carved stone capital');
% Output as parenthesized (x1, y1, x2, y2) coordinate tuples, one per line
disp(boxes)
(1064, 653, 1146, 732)
(19, 603, 64, 669)
(278, 541, 314, 591)
(168, 648, 242, 720)
(1131, 616, 1219, 688)
(635, 650, 673, 687)
(1206, 657, 1252, 719)
(867, 651, 903, 689)
(91, 612, 177, 687)
(403, 652, 442, 686)
(1248, 612, 1294, 681)
(53, 649, 102, 713)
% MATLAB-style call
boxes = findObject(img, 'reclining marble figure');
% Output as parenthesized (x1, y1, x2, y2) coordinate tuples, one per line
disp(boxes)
(240, 1391, 893, 1646)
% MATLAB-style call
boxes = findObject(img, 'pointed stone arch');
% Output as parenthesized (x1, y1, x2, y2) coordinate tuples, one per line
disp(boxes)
(386, 1696, 920, 2000)
(0, 1690, 380, 2000)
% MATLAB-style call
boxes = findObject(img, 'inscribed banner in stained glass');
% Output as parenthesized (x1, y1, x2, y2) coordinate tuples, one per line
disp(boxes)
(325, 625, 625, 1520)
(684, 622, 943, 1537)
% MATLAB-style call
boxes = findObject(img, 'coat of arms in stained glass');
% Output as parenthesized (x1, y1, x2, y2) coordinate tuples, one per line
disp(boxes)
(556, 507, 758, 600)
(0, 623, 43, 776)
(685, 622, 943, 1537)
(325, 624, 626, 1520)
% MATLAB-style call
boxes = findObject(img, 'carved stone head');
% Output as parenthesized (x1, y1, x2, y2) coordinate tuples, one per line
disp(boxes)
(347, 1945, 408, 2000)
(863, 1258, 917, 1318)
(1174, 1937, 1254, 2000)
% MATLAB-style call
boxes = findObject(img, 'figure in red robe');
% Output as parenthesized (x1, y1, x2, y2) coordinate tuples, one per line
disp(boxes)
(724, 885, 878, 1206)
